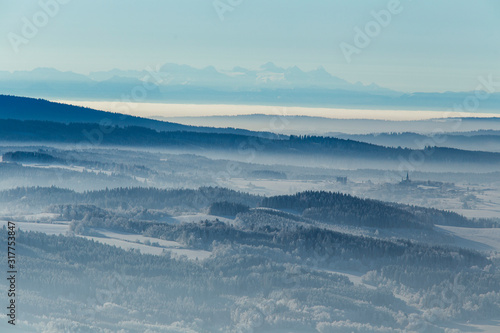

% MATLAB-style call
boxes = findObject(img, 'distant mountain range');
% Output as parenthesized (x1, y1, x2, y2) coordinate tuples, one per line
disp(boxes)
(0, 63, 392, 93)
(1, 64, 499, 111)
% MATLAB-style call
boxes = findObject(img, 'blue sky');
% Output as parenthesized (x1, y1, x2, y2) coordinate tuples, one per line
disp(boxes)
(1, 0, 499, 93)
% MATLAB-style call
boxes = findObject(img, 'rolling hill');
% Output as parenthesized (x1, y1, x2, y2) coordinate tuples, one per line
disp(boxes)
(0, 94, 282, 138)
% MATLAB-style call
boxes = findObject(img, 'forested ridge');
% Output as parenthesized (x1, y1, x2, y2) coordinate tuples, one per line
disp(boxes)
(0, 186, 491, 229)
(0, 94, 281, 138)
(1, 119, 500, 163)
(259, 191, 481, 229)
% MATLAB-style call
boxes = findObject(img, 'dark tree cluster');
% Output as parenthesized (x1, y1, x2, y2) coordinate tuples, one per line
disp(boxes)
(261, 191, 431, 229)
(208, 201, 250, 217)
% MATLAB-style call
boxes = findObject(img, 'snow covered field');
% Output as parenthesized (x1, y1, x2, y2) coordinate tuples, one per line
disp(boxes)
(436, 225, 500, 252)
(0, 220, 211, 260)
(172, 213, 234, 224)
(89, 229, 212, 260)
(0, 220, 69, 235)
(21, 163, 113, 176)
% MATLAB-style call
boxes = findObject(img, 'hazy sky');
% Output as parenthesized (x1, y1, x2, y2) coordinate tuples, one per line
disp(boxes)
(1, 0, 499, 93)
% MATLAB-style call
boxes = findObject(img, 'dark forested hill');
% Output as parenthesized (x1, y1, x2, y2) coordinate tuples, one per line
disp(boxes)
(0, 186, 261, 211)
(260, 191, 487, 229)
(260, 191, 430, 228)
(0, 95, 281, 138)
